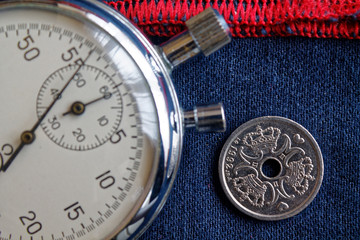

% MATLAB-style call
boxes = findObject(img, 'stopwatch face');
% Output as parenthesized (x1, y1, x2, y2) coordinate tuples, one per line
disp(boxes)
(0, 1, 172, 239)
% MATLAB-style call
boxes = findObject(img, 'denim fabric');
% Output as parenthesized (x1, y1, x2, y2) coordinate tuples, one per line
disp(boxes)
(140, 37, 360, 239)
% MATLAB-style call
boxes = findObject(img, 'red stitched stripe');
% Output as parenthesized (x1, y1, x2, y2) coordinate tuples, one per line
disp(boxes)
(104, 0, 360, 38)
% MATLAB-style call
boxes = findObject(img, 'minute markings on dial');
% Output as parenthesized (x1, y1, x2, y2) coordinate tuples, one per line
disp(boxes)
(36, 64, 123, 151)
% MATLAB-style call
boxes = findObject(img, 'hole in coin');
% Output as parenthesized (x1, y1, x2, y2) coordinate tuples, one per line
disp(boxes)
(262, 158, 281, 178)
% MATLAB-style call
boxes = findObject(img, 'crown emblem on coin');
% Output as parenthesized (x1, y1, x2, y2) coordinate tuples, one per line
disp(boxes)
(232, 174, 267, 207)
(286, 157, 315, 195)
(243, 126, 281, 153)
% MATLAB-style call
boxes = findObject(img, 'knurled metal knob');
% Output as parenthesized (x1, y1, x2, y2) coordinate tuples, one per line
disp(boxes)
(161, 8, 231, 67)
(185, 8, 231, 56)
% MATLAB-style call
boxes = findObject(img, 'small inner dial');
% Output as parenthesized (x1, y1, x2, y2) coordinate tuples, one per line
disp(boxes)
(36, 64, 123, 151)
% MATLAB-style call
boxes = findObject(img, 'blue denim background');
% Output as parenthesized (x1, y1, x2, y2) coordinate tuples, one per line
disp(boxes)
(139, 37, 360, 239)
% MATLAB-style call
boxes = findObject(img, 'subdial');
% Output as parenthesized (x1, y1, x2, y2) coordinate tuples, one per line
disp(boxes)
(36, 65, 123, 151)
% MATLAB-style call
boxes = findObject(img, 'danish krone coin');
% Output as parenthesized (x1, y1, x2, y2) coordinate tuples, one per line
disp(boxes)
(219, 116, 324, 220)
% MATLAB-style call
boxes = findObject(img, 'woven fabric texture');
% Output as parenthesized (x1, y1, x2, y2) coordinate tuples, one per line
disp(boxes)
(102, 0, 360, 239)
(105, 0, 360, 38)
(138, 36, 360, 240)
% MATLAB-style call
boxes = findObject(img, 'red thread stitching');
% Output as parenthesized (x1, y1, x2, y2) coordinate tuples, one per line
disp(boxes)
(104, 0, 360, 38)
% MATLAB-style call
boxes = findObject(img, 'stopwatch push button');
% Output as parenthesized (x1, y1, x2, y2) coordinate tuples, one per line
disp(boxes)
(183, 103, 226, 132)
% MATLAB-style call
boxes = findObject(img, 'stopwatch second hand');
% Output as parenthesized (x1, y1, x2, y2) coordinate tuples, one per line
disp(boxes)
(0, 50, 94, 172)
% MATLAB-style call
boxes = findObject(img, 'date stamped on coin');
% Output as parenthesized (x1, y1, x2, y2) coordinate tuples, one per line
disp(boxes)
(219, 116, 323, 220)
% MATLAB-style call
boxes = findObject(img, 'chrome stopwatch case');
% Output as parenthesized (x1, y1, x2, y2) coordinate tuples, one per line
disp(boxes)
(0, 1, 230, 239)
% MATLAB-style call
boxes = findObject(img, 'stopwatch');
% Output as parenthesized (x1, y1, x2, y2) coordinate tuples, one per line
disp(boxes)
(0, 1, 230, 239)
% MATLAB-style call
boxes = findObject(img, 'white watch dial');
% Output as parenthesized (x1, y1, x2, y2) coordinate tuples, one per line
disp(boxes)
(0, 4, 159, 240)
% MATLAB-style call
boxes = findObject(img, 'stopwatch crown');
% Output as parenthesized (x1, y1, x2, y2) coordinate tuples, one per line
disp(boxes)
(160, 8, 231, 67)
(186, 8, 231, 56)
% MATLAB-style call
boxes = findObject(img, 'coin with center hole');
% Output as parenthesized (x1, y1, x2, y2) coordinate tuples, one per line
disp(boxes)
(219, 116, 324, 220)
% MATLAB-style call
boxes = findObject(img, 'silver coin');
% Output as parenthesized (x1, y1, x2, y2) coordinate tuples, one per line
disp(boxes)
(219, 116, 324, 220)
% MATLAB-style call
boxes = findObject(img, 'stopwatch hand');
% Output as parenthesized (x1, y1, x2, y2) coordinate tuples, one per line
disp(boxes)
(0, 50, 93, 172)
(62, 92, 112, 116)
(33, 50, 94, 130)
(1, 143, 24, 172)
(1, 130, 35, 172)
